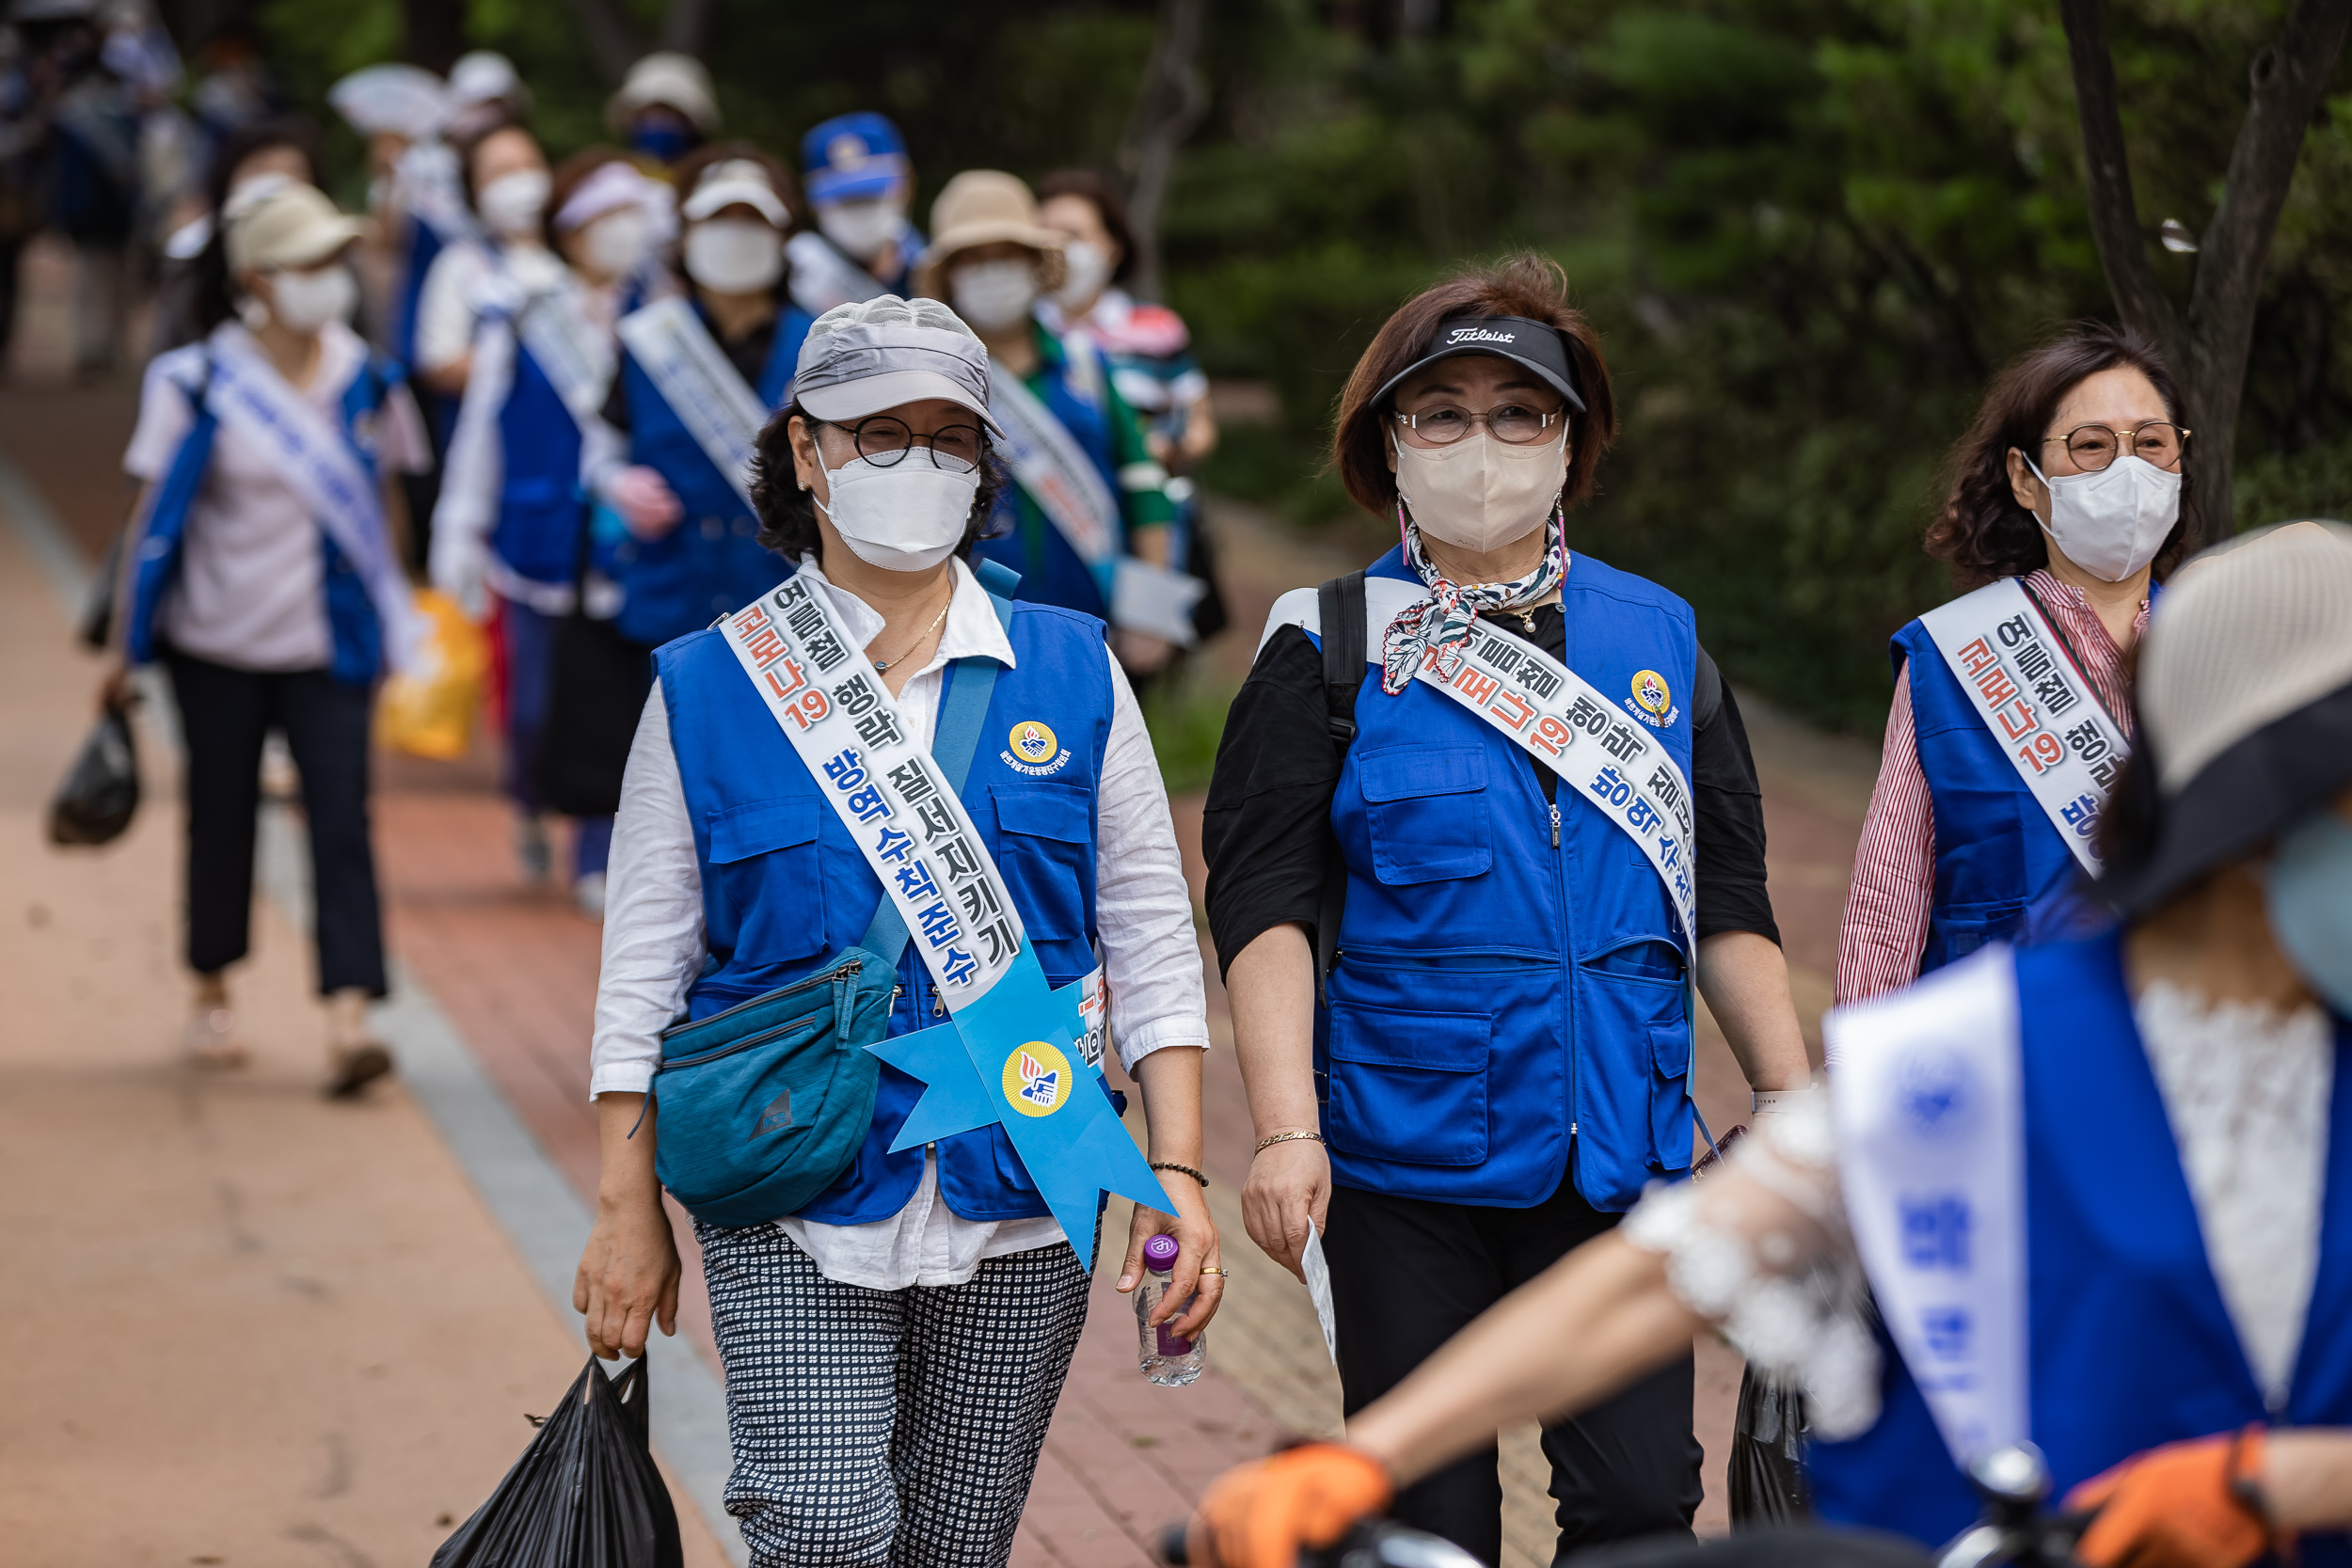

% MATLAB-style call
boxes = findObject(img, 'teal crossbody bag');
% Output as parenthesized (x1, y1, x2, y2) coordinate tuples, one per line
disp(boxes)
(650, 569, 1019, 1227)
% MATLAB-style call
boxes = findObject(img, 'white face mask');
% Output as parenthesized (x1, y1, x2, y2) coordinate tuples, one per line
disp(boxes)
(579, 208, 652, 278)
(1053, 239, 1110, 309)
(817, 198, 903, 262)
(814, 447, 982, 574)
(950, 259, 1039, 333)
(1392, 426, 1569, 555)
(265, 263, 358, 332)
(2024, 452, 2181, 582)
(684, 218, 786, 293)
(477, 168, 549, 237)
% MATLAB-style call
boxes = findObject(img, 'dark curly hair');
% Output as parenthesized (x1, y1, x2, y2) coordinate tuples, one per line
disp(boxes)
(748, 404, 1008, 565)
(1927, 322, 2194, 590)
(1330, 251, 1617, 518)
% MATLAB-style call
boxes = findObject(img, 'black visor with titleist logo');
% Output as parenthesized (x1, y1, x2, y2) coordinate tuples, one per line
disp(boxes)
(1370, 313, 1585, 413)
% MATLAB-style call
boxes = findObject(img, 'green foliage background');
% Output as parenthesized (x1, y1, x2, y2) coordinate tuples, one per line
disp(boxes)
(253, 0, 2352, 731)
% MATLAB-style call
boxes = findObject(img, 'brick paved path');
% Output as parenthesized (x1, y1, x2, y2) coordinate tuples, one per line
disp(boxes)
(0, 368, 1873, 1566)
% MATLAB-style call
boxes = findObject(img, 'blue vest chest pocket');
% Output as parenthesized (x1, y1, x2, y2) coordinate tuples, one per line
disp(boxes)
(1357, 744, 1492, 885)
(991, 782, 1095, 947)
(1326, 1000, 1491, 1165)
(707, 798, 828, 964)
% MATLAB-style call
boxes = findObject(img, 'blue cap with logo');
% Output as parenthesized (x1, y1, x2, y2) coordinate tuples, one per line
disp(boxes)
(801, 112, 912, 206)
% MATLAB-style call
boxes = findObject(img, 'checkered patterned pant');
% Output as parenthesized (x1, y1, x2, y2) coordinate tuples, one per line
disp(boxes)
(695, 1222, 1092, 1568)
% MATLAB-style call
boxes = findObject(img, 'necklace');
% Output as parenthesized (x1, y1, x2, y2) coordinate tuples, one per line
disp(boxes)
(869, 591, 954, 673)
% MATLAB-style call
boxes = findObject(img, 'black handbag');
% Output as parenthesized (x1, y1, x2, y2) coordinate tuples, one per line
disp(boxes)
(534, 524, 654, 819)
(48, 700, 140, 847)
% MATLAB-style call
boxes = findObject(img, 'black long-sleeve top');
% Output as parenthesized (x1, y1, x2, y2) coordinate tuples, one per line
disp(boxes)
(1201, 605, 1780, 979)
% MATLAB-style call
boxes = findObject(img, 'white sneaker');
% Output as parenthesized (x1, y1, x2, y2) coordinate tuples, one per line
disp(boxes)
(574, 872, 608, 920)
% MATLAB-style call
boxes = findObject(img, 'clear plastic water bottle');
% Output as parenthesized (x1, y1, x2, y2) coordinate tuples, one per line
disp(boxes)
(1136, 1233, 1206, 1386)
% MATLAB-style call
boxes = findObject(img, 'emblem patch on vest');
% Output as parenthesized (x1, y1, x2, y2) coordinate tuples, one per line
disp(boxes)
(1001, 720, 1072, 777)
(1624, 669, 1679, 729)
(1003, 1041, 1073, 1116)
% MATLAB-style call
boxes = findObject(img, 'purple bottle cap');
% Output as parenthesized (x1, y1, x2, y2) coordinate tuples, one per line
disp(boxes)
(1143, 1234, 1181, 1272)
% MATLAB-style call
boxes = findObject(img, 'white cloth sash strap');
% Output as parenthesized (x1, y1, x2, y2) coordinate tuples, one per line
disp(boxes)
(617, 296, 769, 509)
(1918, 578, 2131, 877)
(203, 330, 421, 671)
(1825, 944, 2030, 1469)
(718, 576, 1032, 1013)
(431, 270, 622, 611)
(1262, 578, 1697, 951)
(786, 230, 891, 317)
(988, 356, 1120, 568)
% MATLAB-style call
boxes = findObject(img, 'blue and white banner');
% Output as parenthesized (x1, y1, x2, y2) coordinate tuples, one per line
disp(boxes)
(1825, 944, 2030, 1468)
(617, 296, 770, 509)
(717, 573, 1166, 1245)
(204, 326, 421, 670)
(1919, 578, 2131, 877)
(989, 355, 1120, 569)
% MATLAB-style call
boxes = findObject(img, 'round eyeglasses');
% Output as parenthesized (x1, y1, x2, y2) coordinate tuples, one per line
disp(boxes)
(819, 415, 986, 475)
(2041, 421, 2190, 473)
(1391, 404, 1565, 447)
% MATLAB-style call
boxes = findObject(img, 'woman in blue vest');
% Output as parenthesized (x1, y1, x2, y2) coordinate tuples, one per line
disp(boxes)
(1838, 324, 2189, 1005)
(104, 182, 427, 1096)
(1184, 519, 2352, 1568)
(595, 144, 808, 650)
(424, 120, 636, 909)
(912, 170, 1185, 683)
(573, 294, 1221, 1567)
(1202, 255, 1813, 1564)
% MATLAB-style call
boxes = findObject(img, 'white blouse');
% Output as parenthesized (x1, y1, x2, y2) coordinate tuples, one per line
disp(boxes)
(1625, 980, 2333, 1433)
(590, 557, 1210, 1289)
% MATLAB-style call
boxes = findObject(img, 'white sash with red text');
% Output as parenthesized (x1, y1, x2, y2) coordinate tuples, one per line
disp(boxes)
(1917, 578, 2131, 878)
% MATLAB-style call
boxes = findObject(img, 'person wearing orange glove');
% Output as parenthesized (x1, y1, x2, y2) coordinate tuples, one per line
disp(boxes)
(1185, 521, 2352, 1566)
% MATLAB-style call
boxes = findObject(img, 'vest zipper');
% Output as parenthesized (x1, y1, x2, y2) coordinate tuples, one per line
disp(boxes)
(1550, 803, 1562, 847)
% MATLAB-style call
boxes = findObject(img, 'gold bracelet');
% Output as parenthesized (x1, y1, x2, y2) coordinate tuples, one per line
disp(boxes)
(1253, 1130, 1325, 1155)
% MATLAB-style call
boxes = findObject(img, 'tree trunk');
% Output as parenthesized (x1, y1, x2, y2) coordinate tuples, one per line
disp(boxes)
(564, 0, 647, 87)
(2058, 0, 2352, 542)
(660, 0, 711, 57)
(1118, 0, 1210, 302)
(400, 0, 468, 73)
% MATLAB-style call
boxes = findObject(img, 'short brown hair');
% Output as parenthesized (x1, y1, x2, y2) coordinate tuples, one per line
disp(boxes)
(1331, 253, 1617, 518)
(1927, 322, 2193, 590)
(1035, 169, 1138, 286)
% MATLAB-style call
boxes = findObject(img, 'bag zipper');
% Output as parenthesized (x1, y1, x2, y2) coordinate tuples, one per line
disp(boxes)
(658, 956, 863, 1056)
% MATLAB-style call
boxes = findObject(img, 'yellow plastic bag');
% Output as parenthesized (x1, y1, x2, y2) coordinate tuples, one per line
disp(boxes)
(377, 590, 489, 760)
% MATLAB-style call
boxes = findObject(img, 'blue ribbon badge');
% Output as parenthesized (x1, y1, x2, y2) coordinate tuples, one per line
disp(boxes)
(866, 944, 1175, 1248)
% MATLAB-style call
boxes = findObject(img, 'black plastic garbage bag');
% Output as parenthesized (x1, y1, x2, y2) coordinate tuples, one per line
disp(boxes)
(1726, 1366, 1813, 1528)
(47, 703, 139, 847)
(431, 1356, 684, 1568)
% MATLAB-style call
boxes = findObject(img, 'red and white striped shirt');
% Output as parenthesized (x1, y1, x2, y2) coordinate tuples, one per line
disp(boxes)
(1835, 570, 2149, 1005)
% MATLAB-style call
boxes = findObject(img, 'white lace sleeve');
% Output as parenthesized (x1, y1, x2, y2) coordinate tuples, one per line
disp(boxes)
(1620, 1089, 1883, 1438)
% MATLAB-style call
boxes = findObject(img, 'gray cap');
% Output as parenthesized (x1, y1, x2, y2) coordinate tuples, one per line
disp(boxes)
(792, 295, 1003, 436)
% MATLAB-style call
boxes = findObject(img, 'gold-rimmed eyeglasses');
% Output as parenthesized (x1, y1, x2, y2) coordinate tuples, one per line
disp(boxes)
(2041, 421, 2190, 473)
(1391, 404, 1565, 447)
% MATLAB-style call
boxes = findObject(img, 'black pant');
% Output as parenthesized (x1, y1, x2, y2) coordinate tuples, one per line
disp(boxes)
(1325, 1174, 1702, 1567)
(163, 648, 387, 997)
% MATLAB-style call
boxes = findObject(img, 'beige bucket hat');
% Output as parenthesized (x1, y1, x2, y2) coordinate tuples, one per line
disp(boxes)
(912, 170, 1066, 301)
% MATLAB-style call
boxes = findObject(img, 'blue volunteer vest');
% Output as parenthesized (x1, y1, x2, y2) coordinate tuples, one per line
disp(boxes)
(610, 302, 810, 648)
(970, 330, 1124, 622)
(1810, 931, 2352, 1561)
(1316, 546, 1699, 1213)
(491, 341, 587, 588)
(125, 348, 404, 686)
(655, 592, 1114, 1225)
(1890, 604, 2089, 973)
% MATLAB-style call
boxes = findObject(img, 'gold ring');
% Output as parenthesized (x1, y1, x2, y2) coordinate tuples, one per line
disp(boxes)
(1198, 1267, 1228, 1276)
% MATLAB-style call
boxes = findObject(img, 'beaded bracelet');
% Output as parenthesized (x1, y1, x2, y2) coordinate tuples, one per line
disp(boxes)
(1253, 1130, 1325, 1155)
(1151, 1161, 1209, 1188)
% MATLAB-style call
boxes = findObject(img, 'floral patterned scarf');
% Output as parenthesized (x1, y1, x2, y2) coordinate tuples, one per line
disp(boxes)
(1378, 506, 1571, 696)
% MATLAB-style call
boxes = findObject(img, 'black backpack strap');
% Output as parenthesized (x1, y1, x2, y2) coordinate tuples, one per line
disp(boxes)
(1312, 570, 1368, 998)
